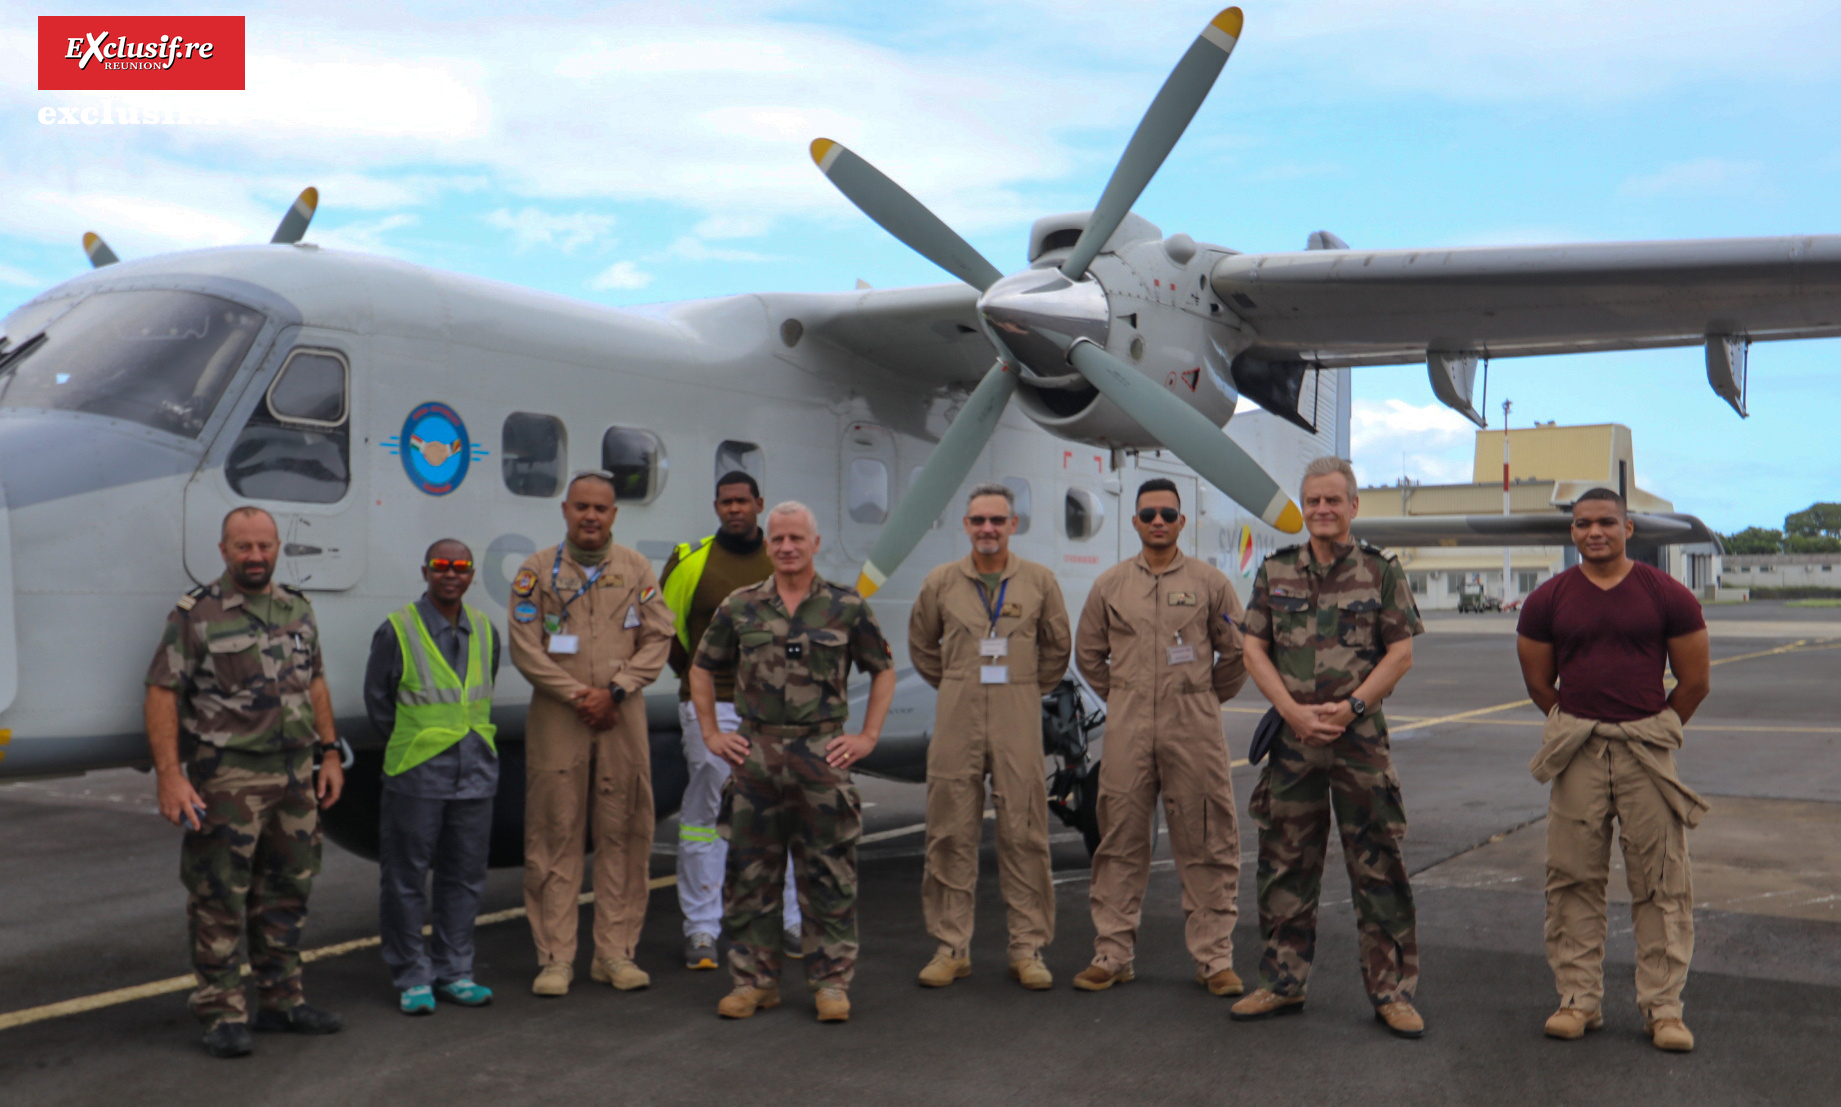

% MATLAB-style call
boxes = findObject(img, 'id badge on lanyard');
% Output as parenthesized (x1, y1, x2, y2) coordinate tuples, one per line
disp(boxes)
(978, 577, 1009, 684)
(548, 543, 604, 655)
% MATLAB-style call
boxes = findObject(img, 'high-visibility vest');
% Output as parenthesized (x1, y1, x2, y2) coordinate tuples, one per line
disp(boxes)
(661, 535, 716, 650)
(385, 603, 497, 776)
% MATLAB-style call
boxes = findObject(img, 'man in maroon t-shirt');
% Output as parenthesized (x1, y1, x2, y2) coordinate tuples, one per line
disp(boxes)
(1515, 488, 1710, 1053)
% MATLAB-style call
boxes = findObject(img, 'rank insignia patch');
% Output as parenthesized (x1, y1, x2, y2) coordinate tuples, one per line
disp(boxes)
(513, 568, 537, 597)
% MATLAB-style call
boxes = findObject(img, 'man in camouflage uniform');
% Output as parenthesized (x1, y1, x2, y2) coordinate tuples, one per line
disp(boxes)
(1232, 456, 1427, 1039)
(690, 501, 896, 1024)
(145, 506, 346, 1058)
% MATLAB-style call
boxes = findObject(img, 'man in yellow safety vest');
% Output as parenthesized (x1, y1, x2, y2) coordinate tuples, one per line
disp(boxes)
(363, 538, 501, 1015)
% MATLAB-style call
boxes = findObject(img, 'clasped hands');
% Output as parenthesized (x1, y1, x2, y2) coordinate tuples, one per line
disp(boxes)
(1281, 699, 1359, 746)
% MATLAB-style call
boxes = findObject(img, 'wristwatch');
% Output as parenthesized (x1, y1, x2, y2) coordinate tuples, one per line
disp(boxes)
(609, 683, 628, 704)
(1348, 695, 1368, 718)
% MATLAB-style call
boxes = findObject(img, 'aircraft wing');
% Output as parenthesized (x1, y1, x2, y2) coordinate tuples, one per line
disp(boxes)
(1351, 512, 1721, 549)
(1212, 235, 1841, 367)
(784, 283, 990, 386)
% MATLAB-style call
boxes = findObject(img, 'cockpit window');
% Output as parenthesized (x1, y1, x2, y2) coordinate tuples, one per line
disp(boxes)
(0, 289, 264, 438)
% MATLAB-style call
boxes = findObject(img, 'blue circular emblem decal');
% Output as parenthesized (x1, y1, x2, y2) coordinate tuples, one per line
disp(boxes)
(400, 402, 470, 496)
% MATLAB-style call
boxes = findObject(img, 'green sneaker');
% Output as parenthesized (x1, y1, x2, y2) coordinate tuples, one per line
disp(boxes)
(400, 986, 436, 1016)
(436, 980, 493, 1007)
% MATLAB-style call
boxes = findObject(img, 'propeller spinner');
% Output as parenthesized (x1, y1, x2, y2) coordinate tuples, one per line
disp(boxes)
(810, 7, 1300, 596)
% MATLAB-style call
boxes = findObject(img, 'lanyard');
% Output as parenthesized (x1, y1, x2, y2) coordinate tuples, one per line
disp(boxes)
(975, 577, 1009, 638)
(552, 542, 606, 625)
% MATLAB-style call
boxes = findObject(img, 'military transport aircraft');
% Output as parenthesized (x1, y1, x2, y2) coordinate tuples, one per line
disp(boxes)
(0, 7, 1809, 864)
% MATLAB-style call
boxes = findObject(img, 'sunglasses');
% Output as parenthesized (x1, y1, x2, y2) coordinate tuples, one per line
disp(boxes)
(427, 558, 474, 574)
(1137, 507, 1180, 524)
(967, 514, 1011, 526)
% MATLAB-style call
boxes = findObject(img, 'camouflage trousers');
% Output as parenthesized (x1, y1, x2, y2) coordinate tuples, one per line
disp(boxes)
(180, 755, 322, 1027)
(720, 724, 861, 990)
(1248, 723, 1417, 1006)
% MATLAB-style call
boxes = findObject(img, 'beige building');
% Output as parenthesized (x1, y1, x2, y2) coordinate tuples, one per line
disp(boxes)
(1721, 553, 1841, 590)
(1358, 423, 1715, 611)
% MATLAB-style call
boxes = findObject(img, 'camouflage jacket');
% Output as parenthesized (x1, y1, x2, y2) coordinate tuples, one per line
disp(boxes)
(1241, 539, 1423, 733)
(693, 574, 893, 731)
(146, 571, 324, 758)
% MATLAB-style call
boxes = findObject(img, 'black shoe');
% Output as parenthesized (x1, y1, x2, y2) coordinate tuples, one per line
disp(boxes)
(251, 1003, 344, 1035)
(200, 1021, 253, 1058)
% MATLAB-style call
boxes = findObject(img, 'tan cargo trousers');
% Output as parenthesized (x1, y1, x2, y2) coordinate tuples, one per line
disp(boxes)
(1545, 732, 1694, 1020)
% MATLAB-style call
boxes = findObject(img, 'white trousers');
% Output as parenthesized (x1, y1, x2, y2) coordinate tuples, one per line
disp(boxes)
(677, 700, 800, 937)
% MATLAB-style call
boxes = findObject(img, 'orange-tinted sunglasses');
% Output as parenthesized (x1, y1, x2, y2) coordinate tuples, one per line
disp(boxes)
(428, 558, 474, 574)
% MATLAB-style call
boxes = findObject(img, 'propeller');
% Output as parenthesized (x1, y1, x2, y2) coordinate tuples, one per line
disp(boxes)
(81, 231, 119, 268)
(270, 186, 319, 244)
(812, 7, 1299, 597)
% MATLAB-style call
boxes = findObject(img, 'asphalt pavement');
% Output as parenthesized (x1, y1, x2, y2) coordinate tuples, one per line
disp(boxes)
(1, 600, 1836, 1105)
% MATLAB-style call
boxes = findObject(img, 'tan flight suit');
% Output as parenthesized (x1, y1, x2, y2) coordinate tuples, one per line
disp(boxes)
(1075, 548, 1247, 976)
(909, 554, 1072, 962)
(508, 542, 673, 968)
(1532, 707, 1708, 1021)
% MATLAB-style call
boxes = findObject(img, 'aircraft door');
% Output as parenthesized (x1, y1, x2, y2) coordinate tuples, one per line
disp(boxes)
(183, 329, 367, 591)
(838, 420, 895, 563)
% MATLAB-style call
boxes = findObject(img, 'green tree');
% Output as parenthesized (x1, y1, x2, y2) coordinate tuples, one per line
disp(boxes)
(1722, 526, 1784, 554)
(1786, 533, 1841, 554)
(1785, 502, 1841, 539)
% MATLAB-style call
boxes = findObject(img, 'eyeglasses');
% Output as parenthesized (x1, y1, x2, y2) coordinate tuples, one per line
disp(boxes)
(1137, 507, 1180, 524)
(428, 558, 474, 574)
(967, 514, 1010, 526)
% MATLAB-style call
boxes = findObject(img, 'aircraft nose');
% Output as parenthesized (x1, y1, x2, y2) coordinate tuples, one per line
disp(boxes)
(976, 269, 1110, 379)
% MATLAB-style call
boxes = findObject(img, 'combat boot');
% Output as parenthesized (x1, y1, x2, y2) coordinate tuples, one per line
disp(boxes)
(1072, 963, 1134, 991)
(251, 1003, 343, 1035)
(200, 1021, 253, 1059)
(918, 950, 971, 988)
(1229, 988, 1306, 1021)
(717, 985, 781, 1019)
(532, 962, 573, 997)
(1009, 956, 1053, 991)
(590, 957, 651, 991)
(1375, 1000, 1426, 1039)
(1647, 1016, 1695, 1053)
(814, 986, 850, 1023)
(1544, 1007, 1603, 1040)
(1196, 966, 1246, 997)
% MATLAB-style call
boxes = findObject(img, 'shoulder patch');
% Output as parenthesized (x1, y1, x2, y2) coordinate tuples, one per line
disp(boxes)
(176, 593, 199, 611)
(513, 600, 538, 624)
(639, 585, 658, 604)
(512, 568, 537, 597)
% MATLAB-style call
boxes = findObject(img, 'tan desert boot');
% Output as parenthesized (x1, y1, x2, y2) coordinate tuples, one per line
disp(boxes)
(1648, 1016, 1695, 1052)
(1196, 966, 1246, 997)
(918, 951, 972, 988)
(1544, 1007, 1604, 1040)
(1375, 1000, 1426, 1039)
(717, 985, 781, 1019)
(1229, 988, 1306, 1021)
(1072, 963, 1134, 992)
(531, 963, 573, 997)
(1009, 957, 1053, 991)
(814, 986, 851, 1023)
(590, 957, 651, 991)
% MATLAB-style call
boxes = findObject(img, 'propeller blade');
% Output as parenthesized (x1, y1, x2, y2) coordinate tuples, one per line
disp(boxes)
(1060, 7, 1243, 280)
(81, 232, 119, 268)
(811, 139, 1005, 293)
(1066, 339, 1301, 533)
(856, 361, 1020, 596)
(270, 186, 319, 244)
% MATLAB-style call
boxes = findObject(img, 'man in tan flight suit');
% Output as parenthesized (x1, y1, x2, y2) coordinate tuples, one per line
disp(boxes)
(508, 471, 673, 997)
(1073, 477, 1248, 996)
(909, 482, 1071, 991)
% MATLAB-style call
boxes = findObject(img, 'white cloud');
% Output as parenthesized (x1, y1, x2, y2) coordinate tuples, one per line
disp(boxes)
(1351, 398, 1481, 486)
(1617, 158, 1770, 199)
(0, 262, 46, 288)
(484, 208, 617, 252)
(659, 236, 778, 263)
(589, 260, 652, 290)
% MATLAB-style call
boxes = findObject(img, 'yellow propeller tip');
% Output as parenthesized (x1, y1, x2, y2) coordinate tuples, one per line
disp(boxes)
(854, 572, 880, 597)
(298, 186, 319, 211)
(1275, 501, 1304, 534)
(82, 231, 100, 249)
(810, 138, 839, 169)
(1211, 7, 1244, 37)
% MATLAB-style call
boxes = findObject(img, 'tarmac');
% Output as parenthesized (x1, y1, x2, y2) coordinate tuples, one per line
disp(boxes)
(1, 600, 1837, 1105)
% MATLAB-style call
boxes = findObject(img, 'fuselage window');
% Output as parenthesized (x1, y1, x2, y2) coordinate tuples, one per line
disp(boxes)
(847, 458, 889, 524)
(1064, 487, 1105, 540)
(1002, 476, 1033, 535)
(225, 347, 350, 504)
(0, 288, 264, 439)
(503, 412, 568, 497)
(716, 439, 764, 485)
(602, 426, 667, 504)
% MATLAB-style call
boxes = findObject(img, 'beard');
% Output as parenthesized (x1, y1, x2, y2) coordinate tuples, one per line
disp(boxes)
(231, 559, 273, 590)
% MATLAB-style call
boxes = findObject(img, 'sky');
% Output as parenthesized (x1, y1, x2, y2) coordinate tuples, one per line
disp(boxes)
(5, 0, 1839, 533)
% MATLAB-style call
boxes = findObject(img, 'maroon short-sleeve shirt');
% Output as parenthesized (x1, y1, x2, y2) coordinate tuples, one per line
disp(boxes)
(1516, 562, 1706, 722)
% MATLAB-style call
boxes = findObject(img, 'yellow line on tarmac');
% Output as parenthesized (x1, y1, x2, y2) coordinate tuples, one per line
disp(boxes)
(0, 876, 677, 1033)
